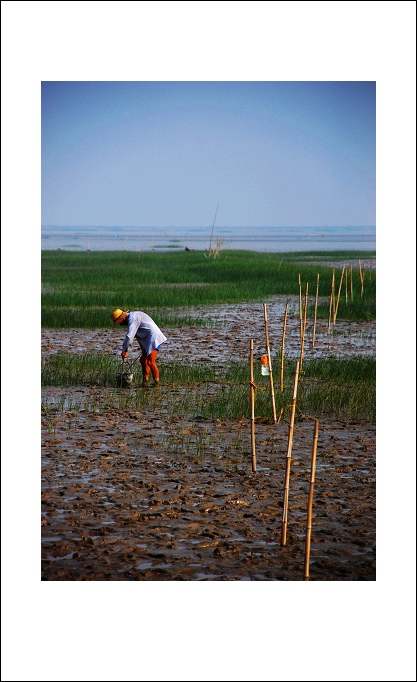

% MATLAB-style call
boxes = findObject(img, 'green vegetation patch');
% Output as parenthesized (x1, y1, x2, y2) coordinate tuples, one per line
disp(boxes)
(42, 353, 375, 424)
(41, 249, 376, 327)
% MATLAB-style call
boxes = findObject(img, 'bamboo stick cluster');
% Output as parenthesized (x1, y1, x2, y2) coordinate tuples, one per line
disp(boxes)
(247, 259, 373, 577)
(327, 264, 359, 333)
(249, 321, 320, 578)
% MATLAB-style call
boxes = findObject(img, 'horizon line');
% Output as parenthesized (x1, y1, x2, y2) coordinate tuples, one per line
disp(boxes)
(42, 224, 376, 229)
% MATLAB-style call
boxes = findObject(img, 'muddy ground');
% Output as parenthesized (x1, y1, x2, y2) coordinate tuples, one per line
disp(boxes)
(41, 294, 376, 581)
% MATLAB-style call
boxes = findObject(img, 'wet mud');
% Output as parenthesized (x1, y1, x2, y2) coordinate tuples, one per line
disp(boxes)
(41, 407, 375, 581)
(41, 297, 376, 581)
(42, 295, 376, 364)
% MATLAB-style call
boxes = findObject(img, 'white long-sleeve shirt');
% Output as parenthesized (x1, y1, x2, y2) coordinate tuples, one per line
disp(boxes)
(121, 311, 167, 356)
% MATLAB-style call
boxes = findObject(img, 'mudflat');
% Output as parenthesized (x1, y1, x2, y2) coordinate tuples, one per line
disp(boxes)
(41, 297, 375, 581)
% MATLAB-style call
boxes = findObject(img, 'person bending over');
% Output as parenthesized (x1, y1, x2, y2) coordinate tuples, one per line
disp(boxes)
(111, 308, 167, 388)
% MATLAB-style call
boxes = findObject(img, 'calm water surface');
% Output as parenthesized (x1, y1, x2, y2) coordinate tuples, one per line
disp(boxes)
(41, 225, 376, 253)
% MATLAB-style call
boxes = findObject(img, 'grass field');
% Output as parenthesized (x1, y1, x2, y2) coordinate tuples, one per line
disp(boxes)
(41, 249, 376, 328)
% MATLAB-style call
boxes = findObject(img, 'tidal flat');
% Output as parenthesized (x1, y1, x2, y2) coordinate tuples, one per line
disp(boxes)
(42, 276, 376, 581)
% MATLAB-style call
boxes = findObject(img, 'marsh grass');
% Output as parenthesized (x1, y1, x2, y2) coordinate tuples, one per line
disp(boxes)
(42, 354, 375, 423)
(41, 309, 218, 329)
(41, 250, 375, 326)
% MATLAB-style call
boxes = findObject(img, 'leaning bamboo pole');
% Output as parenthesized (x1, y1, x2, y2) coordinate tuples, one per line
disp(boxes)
(281, 361, 300, 546)
(280, 303, 288, 392)
(333, 266, 345, 326)
(263, 303, 277, 423)
(299, 282, 308, 371)
(298, 273, 303, 340)
(312, 274, 319, 347)
(328, 269, 335, 333)
(304, 418, 319, 581)
(250, 339, 256, 473)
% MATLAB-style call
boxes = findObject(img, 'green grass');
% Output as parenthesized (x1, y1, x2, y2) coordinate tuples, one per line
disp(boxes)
(41, 354, 375, 423)
(41, 249, 375, 327)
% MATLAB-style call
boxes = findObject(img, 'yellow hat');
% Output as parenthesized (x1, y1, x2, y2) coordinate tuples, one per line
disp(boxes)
(111, 309, 129, 327)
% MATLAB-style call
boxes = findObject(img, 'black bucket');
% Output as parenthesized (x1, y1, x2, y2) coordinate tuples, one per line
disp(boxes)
(116, 372, 133, 388)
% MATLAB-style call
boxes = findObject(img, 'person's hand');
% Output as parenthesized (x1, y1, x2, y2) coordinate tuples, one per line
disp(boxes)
(121, 351, 128, 359)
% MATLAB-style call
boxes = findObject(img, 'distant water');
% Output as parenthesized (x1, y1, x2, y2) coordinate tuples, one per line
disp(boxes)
(41, 225, 376, 253)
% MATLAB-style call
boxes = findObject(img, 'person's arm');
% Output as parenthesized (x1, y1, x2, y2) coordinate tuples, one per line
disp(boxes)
(121, 315, 140, 355)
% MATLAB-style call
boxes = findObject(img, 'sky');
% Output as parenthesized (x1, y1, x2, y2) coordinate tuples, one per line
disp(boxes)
(41, 80, 376, 227)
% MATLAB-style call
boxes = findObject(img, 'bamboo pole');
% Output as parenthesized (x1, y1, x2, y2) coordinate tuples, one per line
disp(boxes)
(280, 303, 288, 392)
(350, 264, 353, 301)
(333, 266, 345, 326)
(345, 267, 348, 305)
(312, 274, 319, 347)
(281, 361, 300, 546)
(359, 262, 365, 298)
(298, 273, 303, 340)
(304, 418, 319, 581)
(327, 269, 335, 333)
(358, 259, 364, 298)
(263, 303, 277, 423)
(299, 282, 308, 371)
(250, 339, 256, 472)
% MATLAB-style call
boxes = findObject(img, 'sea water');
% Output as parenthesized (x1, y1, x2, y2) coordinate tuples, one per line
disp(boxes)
(41, 225, 376, 253)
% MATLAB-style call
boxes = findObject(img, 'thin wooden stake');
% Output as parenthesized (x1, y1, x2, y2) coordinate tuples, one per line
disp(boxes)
(298, 273, 303, 340)
(299, 282, 308, 371)
(280, 303, 288, 392)
(333, 266, 345, 326)
(359, 262, 365, 298)
(328, 269, 335, 334)
(281, 361, 300, 546)
(312, 274, 319, 347)
(345, 267, 348, 305)
(250, 339, 256, 472)
(263, 303, 277, 423)
(350, 264, 353, 301)
(304, 418, 319, 581)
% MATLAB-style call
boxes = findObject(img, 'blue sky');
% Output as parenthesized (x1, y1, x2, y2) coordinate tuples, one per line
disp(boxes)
(42, 81, 375, 227)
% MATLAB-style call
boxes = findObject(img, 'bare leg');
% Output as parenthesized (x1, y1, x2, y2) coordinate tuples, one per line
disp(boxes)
(140, 351, 150, 386)
(147, 350, 159, 384)
(140, 349, 159, 386)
